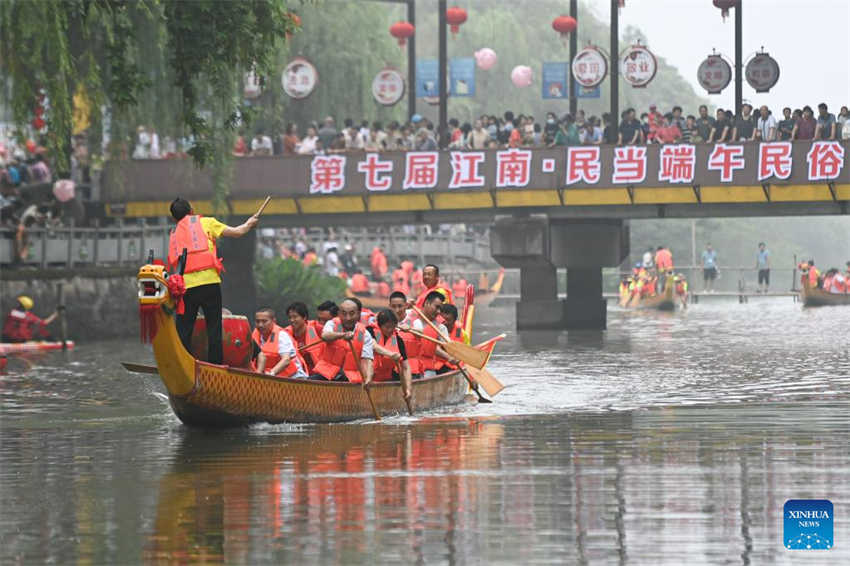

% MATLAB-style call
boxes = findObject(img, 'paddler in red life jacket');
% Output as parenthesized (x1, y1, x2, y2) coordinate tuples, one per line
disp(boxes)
(371, 309, 413, 401)
(251, 308, 307, 378)
(406, 291, 459, 378)
(167, 197, 258, 364)
(440, 304, 470, 344)
(283, 301, 323, 374)
(389, 291, 414, 327)
(413, 264, 454, 308)
(310, 297, 374, 384)
(1, 295, 59, 343)
(350, 270, 371, 296)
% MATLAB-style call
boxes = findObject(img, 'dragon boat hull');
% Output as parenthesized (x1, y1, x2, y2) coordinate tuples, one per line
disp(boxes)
(800, 278, 850, 307)
(136, 264, 468, 427)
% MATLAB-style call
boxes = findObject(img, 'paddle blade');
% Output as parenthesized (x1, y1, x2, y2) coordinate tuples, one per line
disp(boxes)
(121, 362, 159, 375)
(443, 340, 488, 369)
(465, 365, 504, 397)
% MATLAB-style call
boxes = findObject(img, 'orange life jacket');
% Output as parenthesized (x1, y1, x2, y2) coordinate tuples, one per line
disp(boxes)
(808, 267, 819, 286)
(414, 285, 454, 308)
(2, 309, 47, 341)
(655, 248, 673, 270)
(376, 282, 390, 298)
(392, 269, 410, 295)
(168, 215, 222, 275)
(312, 319, 368, 383)
(373, 329, 401, 382)
(303, 252, 317, 266)
(251, 325, 304, 377)
(360, 309, 377, 330)
(442, 322, 465, 370)
(350, 273, 370, 293)
(822, 275, 834, 292)
(417, 321, 443, 372)
(452, 279, 468, 299)
(283, 323, 322, 373)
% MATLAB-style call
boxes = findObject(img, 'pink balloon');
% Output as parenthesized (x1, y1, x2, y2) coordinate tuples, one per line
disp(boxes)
(511, 65, 533, 88)
(474, 48, 498, 71)
(52, 179, 76, 203)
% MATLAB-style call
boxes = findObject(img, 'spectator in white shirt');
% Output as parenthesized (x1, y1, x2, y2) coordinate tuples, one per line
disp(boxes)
(251, 130, 273, 156)
(756, 105, 776, 141)
(297, 126, 319, 154)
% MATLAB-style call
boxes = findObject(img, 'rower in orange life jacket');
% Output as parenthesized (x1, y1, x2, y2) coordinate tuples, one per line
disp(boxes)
(167, 198, 258, 365)
(402, 291, 459, 378)
(806, 260, 820, 287)
(251, 308, 307, 378)
(350, 271, 371, 295)
(437, 303, 469, 371)
(310, 297, 374, 384)
(392, 267, 410, 295)
(283, 301, 323, 374)
(371, 309, 413, 402)
(413, 264, 454, 308)
(452, 278, 468, 300)
(1, 295, 58, 343)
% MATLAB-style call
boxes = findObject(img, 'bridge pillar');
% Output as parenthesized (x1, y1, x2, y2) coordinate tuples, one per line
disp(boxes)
(491, 216, 628, 330)
(218, 228, 257, 318)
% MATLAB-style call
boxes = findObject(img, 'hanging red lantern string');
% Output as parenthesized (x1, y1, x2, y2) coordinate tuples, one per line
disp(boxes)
(551, 16, 577, 49)
(32, 117, 45, 131)
(713, 0, 738, 21)
(446, 6, 467, 37)
(389, 21, 415, 47)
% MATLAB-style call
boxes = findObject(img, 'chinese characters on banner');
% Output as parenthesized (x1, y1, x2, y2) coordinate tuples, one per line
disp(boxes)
(305, 142, 847, 195)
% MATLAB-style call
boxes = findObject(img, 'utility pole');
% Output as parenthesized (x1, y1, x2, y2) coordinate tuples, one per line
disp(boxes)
(407, 0, 416, 121)
(734, 3, 742, 116)
(610, 0, 619, 129)
(568, 0, 578, 116)
(438, 0, 448, 149)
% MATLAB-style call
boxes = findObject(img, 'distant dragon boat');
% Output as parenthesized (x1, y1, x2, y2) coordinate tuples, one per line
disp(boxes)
(0, 340, 75, 355)
(800, 274, 850, 307)
(132, 264, 468, 427)
(619, 274, 680, 311)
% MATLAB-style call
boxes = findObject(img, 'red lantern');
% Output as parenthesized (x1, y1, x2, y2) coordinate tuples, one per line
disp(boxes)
(389, 21, 415, 47)
(713, 0, 738, 21)
(32, 117, 45, 130)
(552, 16, 577, 48)
(446, 6, 467, 36)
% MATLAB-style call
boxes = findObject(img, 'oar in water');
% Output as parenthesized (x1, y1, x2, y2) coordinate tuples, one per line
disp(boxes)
(409, 305, 488, 369)
(395, 361, 414, 416)
(348, 339, 381, 421)
(401, 327, 503, 398)
(57, 282, 68, 351)
(121, 362, 159, 375)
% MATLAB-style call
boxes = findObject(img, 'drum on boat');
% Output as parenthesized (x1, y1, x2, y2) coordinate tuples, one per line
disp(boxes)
(189, 314, 251, 368)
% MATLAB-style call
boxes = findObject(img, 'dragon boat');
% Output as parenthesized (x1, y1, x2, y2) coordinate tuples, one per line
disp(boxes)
(800, 272, 850, 307)
(134, 264, 469, 427)
(0, 340, 75, 355)
(619, 274, 680, 311)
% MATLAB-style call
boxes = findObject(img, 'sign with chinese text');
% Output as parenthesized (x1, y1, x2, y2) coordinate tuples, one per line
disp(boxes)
(572, 46, 607, 88)
(697, 54, 732, 94)
(542, 62, 568, 99)
(416, 59, 439, 98)
(621, 44, 657, 88)
(449, 58, 476, 97)
(745, 51, 780, 93)
(282, 57, 318, 99)
(372, 68, 405, 106)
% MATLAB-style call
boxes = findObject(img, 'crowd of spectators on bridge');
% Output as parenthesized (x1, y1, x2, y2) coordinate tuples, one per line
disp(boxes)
(209, 102, 850, 158)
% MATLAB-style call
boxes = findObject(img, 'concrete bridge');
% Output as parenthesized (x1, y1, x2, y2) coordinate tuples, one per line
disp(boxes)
(95, 140, 848, 330)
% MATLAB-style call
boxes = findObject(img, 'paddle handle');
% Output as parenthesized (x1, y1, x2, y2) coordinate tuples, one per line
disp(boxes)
(348, 339, 380, 421)
(255, 196, 272, 217)
(298, 338, 324, 352)
(177, 247, 188, 276)
(410, 305, 447, 341)
(400, 327, 444, 346)
(57, 283, 68, 351)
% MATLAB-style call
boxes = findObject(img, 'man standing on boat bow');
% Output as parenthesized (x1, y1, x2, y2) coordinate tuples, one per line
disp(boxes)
(168, 197, 258, 364)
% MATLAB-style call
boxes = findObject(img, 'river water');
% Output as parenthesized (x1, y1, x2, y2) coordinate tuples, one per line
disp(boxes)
(2, 298, 849, 564)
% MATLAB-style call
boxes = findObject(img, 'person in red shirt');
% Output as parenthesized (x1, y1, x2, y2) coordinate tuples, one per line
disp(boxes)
(2, 296, 58, 343)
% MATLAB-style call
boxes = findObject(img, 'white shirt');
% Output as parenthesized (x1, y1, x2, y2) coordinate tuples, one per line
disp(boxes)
(412, 317, 448, 340)
(297, 135, 317, 155)
(257, 329, 306, 377)
(756, 115, 776, 141)
(322, 319, 374, 359)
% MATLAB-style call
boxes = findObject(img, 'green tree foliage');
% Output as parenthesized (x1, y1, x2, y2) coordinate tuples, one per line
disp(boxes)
(254, 258, 346, 318)
(0, 0, 299, 171)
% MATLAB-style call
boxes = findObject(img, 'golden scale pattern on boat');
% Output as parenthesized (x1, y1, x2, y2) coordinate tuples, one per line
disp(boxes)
(184, 362, 468, 423)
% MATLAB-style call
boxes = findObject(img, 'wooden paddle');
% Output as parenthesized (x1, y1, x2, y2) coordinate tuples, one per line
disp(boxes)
(401, 327, 504, 397)
(122, 362, 159, 375)
(347, 339, 381, 421)
(409, 305, 488, 369)
(255, 196, 272, 217)
(57, 283, 68, 351)
(458, 366, 492, 403)
(297, 338, 324, 352)
(395, 361, 414, 416)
